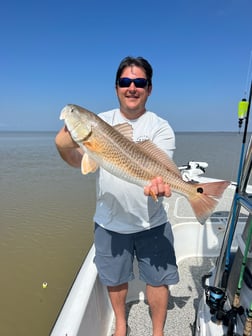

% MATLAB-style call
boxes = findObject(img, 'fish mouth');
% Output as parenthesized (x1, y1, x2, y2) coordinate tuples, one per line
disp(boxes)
(59, 104, 74, 120)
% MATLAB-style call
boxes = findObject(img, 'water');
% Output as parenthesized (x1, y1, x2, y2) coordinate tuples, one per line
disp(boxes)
(0, 132, 96, 336)
(0, 131, 248, 336)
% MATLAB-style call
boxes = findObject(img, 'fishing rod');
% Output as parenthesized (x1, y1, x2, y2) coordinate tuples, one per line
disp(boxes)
(224, 53, 252, 280)
(212, 76, 252, 291)
(223, 216, 252, 336)
(222, 79, 252, 289)
(205, 59, 252, 325)
(214, 51, 252, 291)
(205, 215, 252, 335)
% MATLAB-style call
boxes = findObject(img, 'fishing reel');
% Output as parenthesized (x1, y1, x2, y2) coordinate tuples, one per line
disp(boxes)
(205, 286, 244, 335)
(205, 286, 227, 319)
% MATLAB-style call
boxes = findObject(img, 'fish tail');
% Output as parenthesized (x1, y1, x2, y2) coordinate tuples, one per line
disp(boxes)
(188, 180, 230, 224)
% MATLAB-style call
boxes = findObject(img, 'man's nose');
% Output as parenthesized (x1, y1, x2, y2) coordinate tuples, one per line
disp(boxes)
(128, 82, 136, 90)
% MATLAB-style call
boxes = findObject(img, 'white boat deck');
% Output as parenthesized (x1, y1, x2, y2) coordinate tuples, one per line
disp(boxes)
(111, 257, 216, 336)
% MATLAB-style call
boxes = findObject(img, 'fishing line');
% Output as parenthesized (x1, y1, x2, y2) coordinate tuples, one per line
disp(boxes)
(244, 50, 252, 98)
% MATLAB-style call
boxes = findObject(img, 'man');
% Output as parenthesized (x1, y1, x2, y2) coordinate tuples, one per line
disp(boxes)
(55, 56, 179, 336)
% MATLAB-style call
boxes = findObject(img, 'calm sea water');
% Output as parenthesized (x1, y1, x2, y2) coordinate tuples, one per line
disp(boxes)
(0, 131, 248, 336)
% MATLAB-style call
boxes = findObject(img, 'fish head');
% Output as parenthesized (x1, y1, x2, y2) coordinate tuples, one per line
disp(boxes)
(60, 104, 92, 142)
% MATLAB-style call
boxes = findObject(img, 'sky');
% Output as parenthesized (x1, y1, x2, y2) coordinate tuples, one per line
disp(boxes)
(1, 0, 252, 132)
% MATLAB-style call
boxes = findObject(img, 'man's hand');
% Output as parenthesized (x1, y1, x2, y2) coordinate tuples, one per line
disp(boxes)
(144, 176, 171, 199)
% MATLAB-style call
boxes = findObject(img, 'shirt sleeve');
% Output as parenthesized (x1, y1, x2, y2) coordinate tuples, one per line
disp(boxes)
(151, 118, 176, 159)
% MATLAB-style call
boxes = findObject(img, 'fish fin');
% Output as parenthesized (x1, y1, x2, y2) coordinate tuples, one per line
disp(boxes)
(83, 139, 104, 153)
(188, 180, 230, 224)
(81, 153, 99, 175)
(114, 123, 133, 140)
(137, 140, 181, 177)
(189, 193, 218, 224)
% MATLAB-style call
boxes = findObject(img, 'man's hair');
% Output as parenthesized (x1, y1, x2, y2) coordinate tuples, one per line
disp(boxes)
(115, 56, 153, 86)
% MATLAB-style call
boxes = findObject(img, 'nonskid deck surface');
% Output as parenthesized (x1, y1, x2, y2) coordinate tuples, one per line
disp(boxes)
(111, 257, 215, 336)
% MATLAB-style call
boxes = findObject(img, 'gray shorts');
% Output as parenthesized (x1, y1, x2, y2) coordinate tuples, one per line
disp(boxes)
(94, 222, 179, 287)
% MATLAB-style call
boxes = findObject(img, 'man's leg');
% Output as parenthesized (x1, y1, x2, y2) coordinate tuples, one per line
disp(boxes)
(94, 224, 134, 335)
(146, 284, 169, 336)
(108, 283, 128, 336)
(135, 223, 178, 335)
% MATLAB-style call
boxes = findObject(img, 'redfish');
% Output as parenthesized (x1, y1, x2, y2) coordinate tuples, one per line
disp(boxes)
(60, 104, 230, 224)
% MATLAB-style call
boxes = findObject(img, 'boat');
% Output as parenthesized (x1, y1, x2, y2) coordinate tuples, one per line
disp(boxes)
(50, 85, 252, 336)
(49, 156, 252, 336)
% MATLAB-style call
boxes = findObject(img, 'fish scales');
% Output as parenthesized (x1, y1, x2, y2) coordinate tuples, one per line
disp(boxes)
(90, 120, 181, 189)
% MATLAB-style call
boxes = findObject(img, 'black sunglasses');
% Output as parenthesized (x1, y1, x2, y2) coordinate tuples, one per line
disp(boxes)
(118, 77, 148, 88)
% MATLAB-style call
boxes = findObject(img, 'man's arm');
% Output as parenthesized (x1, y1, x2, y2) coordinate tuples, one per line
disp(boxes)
(55, 126, 83, 168)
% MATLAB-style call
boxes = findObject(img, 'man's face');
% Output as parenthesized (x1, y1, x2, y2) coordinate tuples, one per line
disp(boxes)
(116, 65, 152, 119)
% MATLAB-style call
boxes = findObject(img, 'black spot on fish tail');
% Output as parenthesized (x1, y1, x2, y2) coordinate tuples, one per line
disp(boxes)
(197, 187, 204, 193)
